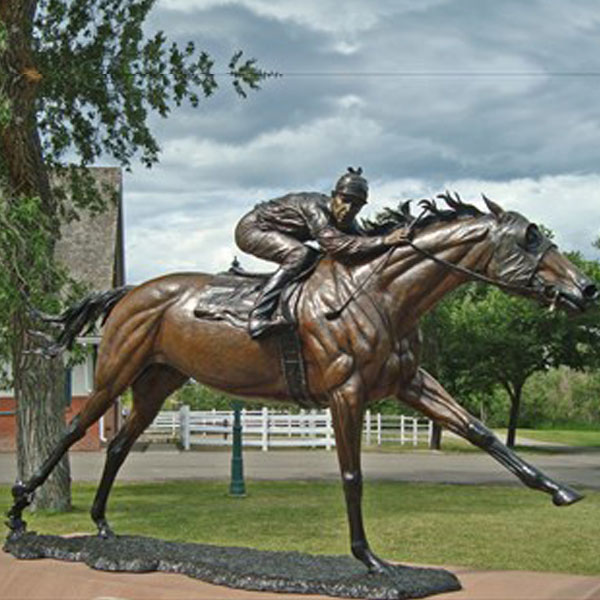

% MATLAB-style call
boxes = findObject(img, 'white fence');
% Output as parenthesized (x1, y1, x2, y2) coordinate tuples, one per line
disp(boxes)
(142, 407, 432, 451)
(364, 412, 433, 447)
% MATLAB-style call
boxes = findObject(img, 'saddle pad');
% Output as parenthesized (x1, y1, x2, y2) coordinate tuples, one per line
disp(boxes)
(194, 274, 264, 329)
(193, 255, 320, 331)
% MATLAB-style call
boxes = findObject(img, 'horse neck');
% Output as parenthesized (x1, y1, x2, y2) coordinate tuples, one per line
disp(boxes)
(374, 217, 493, 331)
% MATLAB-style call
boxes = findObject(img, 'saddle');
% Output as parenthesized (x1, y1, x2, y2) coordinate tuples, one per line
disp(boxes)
(193, 257, 321, 408)
(193, 257, 316, 330)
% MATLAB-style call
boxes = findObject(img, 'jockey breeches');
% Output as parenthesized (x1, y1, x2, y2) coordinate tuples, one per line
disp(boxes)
(235, 212, 314, 271)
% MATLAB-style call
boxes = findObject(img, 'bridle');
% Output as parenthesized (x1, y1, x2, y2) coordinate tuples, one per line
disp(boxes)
(325, 218, 556, 320)
(404, 236, 555, 296)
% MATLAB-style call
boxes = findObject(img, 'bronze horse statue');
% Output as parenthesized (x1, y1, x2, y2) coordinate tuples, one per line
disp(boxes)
(7, 195, 598, 574)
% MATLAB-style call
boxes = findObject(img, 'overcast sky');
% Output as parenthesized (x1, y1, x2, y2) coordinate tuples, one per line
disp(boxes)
(122, 0, 600, 283)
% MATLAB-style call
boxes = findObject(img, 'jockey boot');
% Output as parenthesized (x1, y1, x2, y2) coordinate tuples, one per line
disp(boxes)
(248, 266, 296, 339)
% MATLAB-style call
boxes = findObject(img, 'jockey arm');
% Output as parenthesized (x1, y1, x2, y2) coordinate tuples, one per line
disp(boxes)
(303, 203, 409, 260)
(314, 225, 393, 259)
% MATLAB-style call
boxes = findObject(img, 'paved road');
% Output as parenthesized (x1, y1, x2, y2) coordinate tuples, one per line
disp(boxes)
(0, 447, 598, 489)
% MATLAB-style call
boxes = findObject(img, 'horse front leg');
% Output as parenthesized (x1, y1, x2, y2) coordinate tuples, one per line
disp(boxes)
(6, 414, 88, 537)
(329, 381, 388, 574)
(398, 368, 582, 506)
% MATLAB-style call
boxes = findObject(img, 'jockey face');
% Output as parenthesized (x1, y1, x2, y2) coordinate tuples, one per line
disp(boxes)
(331, 192, 366, 228)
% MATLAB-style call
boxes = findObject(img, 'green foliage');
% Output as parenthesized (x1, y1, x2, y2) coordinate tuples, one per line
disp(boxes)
(371, 396, 416, 415)
(0, 194, 67, 385)
(0, 20, 6, 51)
(0, 195, 64, 308)
(1, 0, 272, 234)
(32, 0, 270, 171)
(421, 254, 600, 434)
(0, 95, 10, 130)
(0, 19, 9, 128)
(0, 191, 92, 385)
(521, 367, 600, 428)
(165, 381, 267, 411)
(0, 0, 271, 376)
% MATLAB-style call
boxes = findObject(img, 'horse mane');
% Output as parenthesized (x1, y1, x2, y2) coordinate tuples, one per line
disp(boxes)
(361, 191, 484, 235)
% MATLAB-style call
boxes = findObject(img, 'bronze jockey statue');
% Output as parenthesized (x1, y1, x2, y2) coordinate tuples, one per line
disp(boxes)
(235, 167, 409, 338)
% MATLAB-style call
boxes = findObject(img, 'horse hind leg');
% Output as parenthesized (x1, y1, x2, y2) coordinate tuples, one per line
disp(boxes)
(6, 299, 168, 536)
(6, 387, 118, 537)
(90, 364, 188, 538)
(398, 368, 582, 506)
(6, 340, 153, 537)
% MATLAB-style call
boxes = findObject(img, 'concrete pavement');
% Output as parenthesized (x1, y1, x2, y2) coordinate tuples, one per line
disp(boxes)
(0, 446, 598, 489)
(3, 549, 600, 600)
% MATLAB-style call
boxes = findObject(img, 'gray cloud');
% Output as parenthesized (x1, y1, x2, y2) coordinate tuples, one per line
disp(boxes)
(123, 0, 600, 282)
(125, 173, 600, 284)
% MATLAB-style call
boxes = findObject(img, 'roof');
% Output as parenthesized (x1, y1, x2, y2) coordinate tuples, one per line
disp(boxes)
(53, 167, 125, 290)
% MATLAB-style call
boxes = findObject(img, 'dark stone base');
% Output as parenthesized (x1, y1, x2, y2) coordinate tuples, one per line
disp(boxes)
(4, 532, 461, 600)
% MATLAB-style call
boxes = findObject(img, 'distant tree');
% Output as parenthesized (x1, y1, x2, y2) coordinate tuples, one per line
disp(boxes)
(166, 381, 278, 412)
(0, 0, 269, 511)
(428, 277, 599, 448)
(420, 288, 468, 449)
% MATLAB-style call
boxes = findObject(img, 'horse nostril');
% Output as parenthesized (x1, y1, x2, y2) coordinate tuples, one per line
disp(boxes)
(582, 283, 598, 300)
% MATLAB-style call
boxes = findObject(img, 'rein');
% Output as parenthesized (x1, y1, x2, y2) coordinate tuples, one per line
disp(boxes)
(404, 238, 545, 294)
(325, 227, 554, 320)
(325, 247, 394, 320)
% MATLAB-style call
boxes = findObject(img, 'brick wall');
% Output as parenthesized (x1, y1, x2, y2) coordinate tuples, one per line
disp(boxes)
(0, 396, 102, 452)
(0, 398, 17, 452)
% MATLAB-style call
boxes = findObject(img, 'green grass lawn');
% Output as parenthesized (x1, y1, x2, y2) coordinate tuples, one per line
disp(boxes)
(3, 480, 599, 576)
(506, 428, 600, 448)
(364, 438, 480, 453)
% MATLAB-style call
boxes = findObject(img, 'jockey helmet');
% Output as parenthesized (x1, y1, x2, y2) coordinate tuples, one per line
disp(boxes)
(333, 167, 368, 204)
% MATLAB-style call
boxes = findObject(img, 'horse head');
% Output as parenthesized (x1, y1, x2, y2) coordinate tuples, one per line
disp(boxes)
(482, 196, 597, 312)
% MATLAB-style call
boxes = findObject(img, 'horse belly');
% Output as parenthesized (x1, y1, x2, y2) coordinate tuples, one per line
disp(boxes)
(156, 305, 288, 399)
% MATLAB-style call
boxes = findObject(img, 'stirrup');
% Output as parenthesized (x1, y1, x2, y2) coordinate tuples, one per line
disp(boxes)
(248, 315, 292, 339)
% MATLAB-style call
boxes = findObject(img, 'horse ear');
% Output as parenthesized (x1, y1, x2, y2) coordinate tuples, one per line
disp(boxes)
(482, 194, 504, 219)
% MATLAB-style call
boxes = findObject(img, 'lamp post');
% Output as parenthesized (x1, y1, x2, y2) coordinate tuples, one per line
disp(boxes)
(229, 399, 246, 497)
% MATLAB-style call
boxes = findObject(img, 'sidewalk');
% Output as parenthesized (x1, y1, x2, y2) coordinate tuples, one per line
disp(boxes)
(3, 548, 600, 600)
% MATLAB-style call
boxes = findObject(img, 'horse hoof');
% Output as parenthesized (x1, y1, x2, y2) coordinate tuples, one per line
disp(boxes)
(368, 563, 389, 576)
(355, 548, 389, 575)
(5, 515, 27, 537)
(553, 486, 584, 506)
(97, 521, 116, 539)
(11, 481, 27, 499)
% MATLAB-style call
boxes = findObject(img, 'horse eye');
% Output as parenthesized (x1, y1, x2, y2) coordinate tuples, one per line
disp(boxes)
(525, 225, 541, 250)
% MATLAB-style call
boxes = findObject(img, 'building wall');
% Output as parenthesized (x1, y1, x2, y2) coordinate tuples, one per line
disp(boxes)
(0, 396, 102, 452)
(0, 344, 109, 452)
(0, 398, 17, 452)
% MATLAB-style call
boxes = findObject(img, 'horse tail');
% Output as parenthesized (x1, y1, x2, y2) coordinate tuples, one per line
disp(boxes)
(31, 285, 134, 357)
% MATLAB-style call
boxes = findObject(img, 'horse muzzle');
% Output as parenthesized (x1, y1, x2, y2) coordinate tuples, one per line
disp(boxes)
(544, 278, 598, 313)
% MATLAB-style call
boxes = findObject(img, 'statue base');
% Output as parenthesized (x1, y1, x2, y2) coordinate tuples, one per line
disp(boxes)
(4, 532, 461, 599)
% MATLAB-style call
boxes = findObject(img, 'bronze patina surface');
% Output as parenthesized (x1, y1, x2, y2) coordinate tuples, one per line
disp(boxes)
(4, 532, 460, 600)
(6, 194, 598, 591)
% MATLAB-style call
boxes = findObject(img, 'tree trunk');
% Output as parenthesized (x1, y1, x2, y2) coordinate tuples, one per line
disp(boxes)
(505, 383, 523, 449)
(13, 313, 70, 510)
(1, 0, 71, 511)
